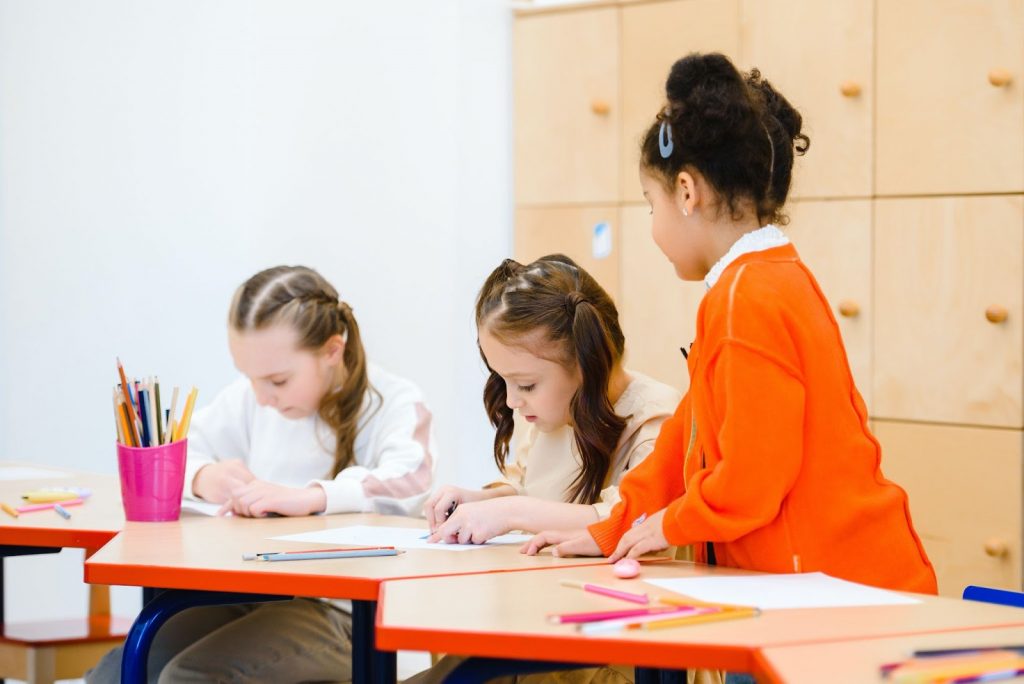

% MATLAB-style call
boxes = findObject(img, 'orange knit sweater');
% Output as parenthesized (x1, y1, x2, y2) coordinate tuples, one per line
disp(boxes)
(589, 244, 937, 594)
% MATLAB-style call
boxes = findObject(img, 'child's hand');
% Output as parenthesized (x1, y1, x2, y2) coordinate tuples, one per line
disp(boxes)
(608, 508, 669, 562)
(424, 485, 496, 532)
(192, 459, 255, 503)
(218, 480, 326, 518)
(520, 529, 602, 557)
(426, 497, 514, 545)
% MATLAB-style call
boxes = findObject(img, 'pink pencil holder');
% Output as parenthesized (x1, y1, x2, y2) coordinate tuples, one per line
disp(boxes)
(116, 439, 188, 522)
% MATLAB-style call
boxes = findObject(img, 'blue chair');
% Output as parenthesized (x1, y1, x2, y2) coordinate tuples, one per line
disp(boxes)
(962, 585, 1024, 608)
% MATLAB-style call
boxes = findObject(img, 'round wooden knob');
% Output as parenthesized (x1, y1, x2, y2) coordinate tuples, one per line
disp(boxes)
(985, 305, 1009, 324)
(984, 538, 1009, 558)
(839, 81, 862, 98)
(590, 99, 611, 116)
(988, 68, 1013, 87)
(838, 300, 860, 318)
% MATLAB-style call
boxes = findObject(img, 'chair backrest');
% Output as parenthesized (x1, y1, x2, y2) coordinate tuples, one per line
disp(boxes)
(963, 585, 1024, 609)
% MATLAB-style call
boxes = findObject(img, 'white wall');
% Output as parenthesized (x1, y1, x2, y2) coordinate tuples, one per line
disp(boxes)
(0, 0, 511, 624)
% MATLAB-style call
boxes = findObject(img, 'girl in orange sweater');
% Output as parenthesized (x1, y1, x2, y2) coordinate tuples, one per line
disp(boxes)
(524, 52, 937, 597)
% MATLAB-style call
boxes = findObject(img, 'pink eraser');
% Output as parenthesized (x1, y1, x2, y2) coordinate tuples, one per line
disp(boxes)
(612, 558, 641, 579)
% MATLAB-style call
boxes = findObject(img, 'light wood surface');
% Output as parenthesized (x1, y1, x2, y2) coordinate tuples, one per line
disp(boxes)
(785, 199, 872, 408)
(515, 206, 621, 300)
(0, 464, 124, 550)
(618, 204, 705, 392)
(377, 561, 1024, 674)
(619, 0, 740, 203)
(739, 0, 873, 199)
(873, 196, 1024, 427)
(876, 0, 1024, 195)
(755, 625, 1024, 684)
(875, 421, 1024, 597)
(514, 7, 620, 204)
(84, 514, 609, 601)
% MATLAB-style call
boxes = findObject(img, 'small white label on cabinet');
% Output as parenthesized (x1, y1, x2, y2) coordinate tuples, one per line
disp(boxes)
(592, 221, 612, 259)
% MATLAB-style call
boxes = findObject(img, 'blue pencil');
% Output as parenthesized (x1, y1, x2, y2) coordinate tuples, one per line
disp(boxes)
(138, 389, 151, 447)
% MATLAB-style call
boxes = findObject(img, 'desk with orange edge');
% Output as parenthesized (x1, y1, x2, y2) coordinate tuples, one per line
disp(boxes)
(84, 513, 612, 684)
(377, 561, 1024, 682)
(753, 625, 1024, 683)
(0, 464, 133, 669)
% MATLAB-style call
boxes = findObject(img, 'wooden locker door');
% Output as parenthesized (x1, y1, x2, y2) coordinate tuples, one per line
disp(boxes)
(875, 420, 1023, 597)
(514, 7, 620, 205)
(876, 0, 1024, 195)
(785, 200, 872, 408)
(620, 0, 740, 203)
(618, 204, 705, 392)
(515, 206, 621, 302)
(873, 196, 1024, 428)
(739, 0, 873, 199)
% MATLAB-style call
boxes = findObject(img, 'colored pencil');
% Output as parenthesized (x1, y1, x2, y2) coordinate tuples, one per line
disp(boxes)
(154, 378, 163, 445)
(560, 580, 649, 605)
(53, 503, 71, 520)
(166, 386, 180, 444)
(242, 546, 396, 561)
(175, 387, 198, 441)
(641, 607, 761, 631)
(138, 388, 151, 447)
(17, 498, 85, 514)
(1, 503, 18, 518)
(548, 606, 680, 624)
(258, 548, 399, 562)
(116, 359, 141, 446)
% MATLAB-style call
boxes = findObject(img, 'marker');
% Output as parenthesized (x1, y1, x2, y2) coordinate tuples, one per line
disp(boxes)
(1, 503, 18, 519)
(54, 503, 71, 520)
(16, 498, 85, 514)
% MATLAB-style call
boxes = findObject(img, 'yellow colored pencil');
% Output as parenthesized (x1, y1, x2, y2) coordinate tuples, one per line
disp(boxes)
(175, 387, 198, 441)
(641, 607, 760, 631)
(1, 503, 18, 519)
(165, 386, 180, 444)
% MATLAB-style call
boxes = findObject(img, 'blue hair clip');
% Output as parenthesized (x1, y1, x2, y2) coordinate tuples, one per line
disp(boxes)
(658, 119, 674, 158)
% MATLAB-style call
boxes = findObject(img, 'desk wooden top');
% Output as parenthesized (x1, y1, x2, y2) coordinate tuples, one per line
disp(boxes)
(377, 562, 1024, 674)
(84, 513, 610, 600)
(754, 625, 1024, 684)
(0, 464, 124, 550)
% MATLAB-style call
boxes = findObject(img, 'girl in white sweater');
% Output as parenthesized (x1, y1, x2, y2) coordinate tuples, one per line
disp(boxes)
(88, 265, 437, 684)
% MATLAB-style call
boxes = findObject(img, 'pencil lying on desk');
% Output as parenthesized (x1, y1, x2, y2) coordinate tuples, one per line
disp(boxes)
(254, 548, 400, 562)
(560, 580, 649, 605)
(242, 546, 396, 561)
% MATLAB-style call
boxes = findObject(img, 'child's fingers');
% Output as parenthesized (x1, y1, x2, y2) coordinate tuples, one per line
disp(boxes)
(520, 531, 562, 556)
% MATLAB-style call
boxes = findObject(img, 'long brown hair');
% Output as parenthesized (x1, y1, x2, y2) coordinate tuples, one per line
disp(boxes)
(476, 254, 628, 505)
(229, 265, 380, 478)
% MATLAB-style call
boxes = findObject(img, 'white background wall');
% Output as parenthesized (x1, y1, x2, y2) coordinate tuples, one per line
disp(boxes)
(0, 0, 511, 626)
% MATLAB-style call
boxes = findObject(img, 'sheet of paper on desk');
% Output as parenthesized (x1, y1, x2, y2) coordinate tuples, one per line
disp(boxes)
(271, 525, 532, 551)
(179, 500, 225, 516)
(645, 572, 921, 610)
(0, 466, 72, 480)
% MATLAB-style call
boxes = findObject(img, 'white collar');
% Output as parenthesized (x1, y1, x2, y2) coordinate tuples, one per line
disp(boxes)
(704, 225, 789, 290)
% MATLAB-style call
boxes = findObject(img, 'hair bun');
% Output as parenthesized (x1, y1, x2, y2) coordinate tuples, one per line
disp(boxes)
(666, 53, 745, 106)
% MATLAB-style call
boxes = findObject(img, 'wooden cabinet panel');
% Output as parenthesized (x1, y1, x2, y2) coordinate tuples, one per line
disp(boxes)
(620, 0, 739, 203)
(875, 420, 1024, 597)
(619, 204, 705, 392)
(514, 206, 621, 301)
(739, 0, 872, 199)
(785, 200, 872, 407)
(876, 0, 1024, 195)
(873, 196, 1024, 427)
(514, 8, 620, 205)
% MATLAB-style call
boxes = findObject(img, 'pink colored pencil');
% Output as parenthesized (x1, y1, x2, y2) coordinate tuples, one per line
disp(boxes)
(548, 606, 679, 624)
(560, 580, 649, 605)
(16, 498, 84, 514)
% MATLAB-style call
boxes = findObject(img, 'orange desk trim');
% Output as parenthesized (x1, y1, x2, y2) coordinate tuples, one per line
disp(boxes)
(0, 527, 118, 551)
(85, 559, 615, 603)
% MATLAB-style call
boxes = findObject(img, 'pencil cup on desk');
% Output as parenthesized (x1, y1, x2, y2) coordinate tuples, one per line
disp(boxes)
(116, 439, 188, 522)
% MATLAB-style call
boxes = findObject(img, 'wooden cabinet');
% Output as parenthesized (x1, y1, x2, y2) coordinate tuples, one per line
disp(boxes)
(739, 0, 872, 199)
(514, 206, 621, 301)
(785, 200, 872, 407)
(873, 196, 1024, 428)
(875, 420, 1024, 597)
(876, 0, 1024, 195)
(620, 0, 739, 203)
(619, 204, 705, 392)
(514, 7, 620, 205)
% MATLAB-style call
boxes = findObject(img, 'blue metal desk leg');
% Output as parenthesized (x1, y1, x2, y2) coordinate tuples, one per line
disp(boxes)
(352, 599, 396, 684)
(444, 658, 602, 683)
(119, 590, 289, 684)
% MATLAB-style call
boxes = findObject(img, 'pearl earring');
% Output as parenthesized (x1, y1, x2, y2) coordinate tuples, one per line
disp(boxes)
(683, 208, 689, 217)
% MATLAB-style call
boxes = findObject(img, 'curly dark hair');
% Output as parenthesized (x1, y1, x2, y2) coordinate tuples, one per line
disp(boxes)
(640, 52, 810, 226)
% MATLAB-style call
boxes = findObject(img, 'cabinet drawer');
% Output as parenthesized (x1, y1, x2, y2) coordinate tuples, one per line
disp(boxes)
(875, 420, 1023, 597)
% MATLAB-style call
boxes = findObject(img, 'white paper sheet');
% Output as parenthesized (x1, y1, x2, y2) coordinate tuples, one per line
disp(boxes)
(271, 525, 531, 551)
(645, 572, 921, 610)
(0, 466, 72, 481)
(179, 500, 225, 516)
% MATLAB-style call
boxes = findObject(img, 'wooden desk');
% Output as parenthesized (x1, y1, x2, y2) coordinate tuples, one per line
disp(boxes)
(0, 464, 124, 550)
(85, 513, 611, 684)
(754, 625, 1024, 684)
(377, 562, 1024, 678)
